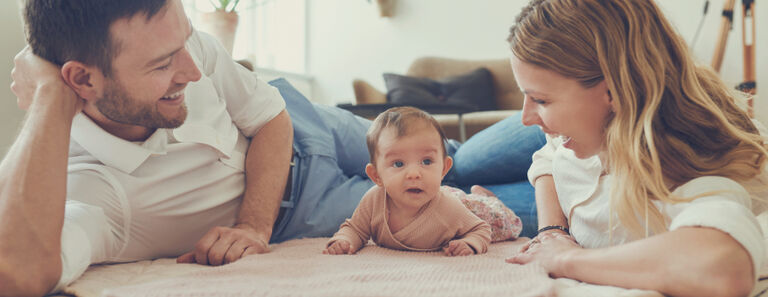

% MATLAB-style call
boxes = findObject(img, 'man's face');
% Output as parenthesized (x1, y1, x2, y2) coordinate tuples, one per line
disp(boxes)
(98, 0, 201, 129)
(96, 77, 185, 128)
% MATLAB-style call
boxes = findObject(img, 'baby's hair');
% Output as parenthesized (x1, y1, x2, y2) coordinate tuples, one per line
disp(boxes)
(366, 106, 448, 164)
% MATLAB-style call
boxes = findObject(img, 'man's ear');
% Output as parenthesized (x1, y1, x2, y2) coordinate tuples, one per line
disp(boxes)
(365, 163, 383, 187)
(442, 156, 453, 178)
(60, 61, 104, 102)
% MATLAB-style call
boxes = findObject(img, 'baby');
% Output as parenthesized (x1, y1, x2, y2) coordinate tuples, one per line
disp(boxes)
(324, 107, 492, 256)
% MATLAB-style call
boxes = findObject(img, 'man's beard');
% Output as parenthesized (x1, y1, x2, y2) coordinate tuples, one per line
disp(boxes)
(96, 80, 187, 129)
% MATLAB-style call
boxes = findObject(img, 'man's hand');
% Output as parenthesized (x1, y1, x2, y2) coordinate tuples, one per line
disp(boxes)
(443, 240, 474, 256)
(177, 224, 270, 266)
(10, 46, 81, 112)
(323, 240, 355, 255)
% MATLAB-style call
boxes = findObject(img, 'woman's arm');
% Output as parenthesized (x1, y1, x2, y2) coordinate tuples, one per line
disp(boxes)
(511, 227, 754, 297)
(514, 175, 573, 254)
(533, 175, 568, 233)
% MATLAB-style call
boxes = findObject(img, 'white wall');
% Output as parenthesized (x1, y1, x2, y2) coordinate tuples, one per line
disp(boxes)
(305, 0, 768, 124)
(306, 0, 521, 105)
(0, 1, 26, 158)
(1, 0, 766, 154)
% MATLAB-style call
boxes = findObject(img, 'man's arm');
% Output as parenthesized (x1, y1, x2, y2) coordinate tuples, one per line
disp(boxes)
(0, 48, 82, 296)
(237, 109, 293, 245)
(177, 110, 292, 266)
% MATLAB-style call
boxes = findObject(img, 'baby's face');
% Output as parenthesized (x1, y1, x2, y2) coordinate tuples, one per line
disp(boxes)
(372, 123, 450, 211)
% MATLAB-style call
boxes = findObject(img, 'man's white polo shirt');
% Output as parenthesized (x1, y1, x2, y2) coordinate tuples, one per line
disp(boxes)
(55, 30, 286, 291)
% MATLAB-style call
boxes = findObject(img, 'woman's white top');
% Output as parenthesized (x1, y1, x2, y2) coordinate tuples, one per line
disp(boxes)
(527, 121, 768, 278)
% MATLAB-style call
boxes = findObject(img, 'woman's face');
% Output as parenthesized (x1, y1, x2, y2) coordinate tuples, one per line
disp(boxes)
(511, 56, 614, 159)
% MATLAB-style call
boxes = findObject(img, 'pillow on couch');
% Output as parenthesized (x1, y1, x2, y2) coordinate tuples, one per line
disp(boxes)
(382, 68, 497, 111)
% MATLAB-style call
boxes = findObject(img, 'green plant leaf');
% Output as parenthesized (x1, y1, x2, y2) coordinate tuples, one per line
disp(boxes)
(230, 0, 242, 11)
(209, 0, 240, 12)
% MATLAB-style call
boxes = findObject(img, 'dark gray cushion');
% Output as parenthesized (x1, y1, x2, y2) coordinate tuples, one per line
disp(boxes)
(382, 68, 496, 111)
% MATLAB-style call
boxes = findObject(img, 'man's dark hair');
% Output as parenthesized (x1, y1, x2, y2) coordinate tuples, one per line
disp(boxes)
(24, 0, 168, 77)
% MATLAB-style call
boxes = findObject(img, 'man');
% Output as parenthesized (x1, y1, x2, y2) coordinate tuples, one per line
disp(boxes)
(1, 0, 374, 295)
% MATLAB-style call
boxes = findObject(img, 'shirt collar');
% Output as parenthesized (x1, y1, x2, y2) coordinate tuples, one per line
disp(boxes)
(71, 113, 169, 174)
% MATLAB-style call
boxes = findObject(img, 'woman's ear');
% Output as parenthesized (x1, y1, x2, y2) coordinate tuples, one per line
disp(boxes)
(442, 156, 453, 178)
(365, 163, 383, 186)
(60, 61, 104, 102)
(596, 80, 612, 101)
(597, 80, 615, 113)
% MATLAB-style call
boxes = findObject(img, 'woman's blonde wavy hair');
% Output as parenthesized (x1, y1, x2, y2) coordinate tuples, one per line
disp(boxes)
(509, 0, 768, 237)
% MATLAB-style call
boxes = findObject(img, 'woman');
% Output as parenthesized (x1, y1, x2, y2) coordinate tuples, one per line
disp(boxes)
(503, 1, 768, 296)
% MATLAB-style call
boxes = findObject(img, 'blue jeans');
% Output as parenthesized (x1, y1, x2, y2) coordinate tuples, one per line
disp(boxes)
(269, 79, 374, 243)
(445, 113, 548, 185)
(269, 78, 546, 241)
(446, 113, 547, 237)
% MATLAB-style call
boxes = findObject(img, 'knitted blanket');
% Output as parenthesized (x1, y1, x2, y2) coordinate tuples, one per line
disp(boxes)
(63, 238, 662, 297)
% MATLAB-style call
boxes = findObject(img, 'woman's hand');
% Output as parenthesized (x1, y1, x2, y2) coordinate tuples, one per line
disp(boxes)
(506, 232, 580, 277)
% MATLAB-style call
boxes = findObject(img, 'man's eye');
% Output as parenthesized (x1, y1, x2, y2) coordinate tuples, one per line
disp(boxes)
(155, 56, 174, 71)
(421, 159, 432, 165)
(156, 62, 172, 71)
(393, 161, 404, 168)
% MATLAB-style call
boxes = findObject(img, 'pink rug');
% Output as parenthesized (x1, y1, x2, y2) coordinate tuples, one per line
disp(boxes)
(64, 237, 664, 297)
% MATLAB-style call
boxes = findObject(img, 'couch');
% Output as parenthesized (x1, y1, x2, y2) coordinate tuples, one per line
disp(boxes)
(352, 57, 524, 140)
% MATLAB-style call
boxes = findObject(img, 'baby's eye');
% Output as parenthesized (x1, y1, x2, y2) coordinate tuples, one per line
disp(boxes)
(421, 158, 433, 165)
(393, 161, 404, 168)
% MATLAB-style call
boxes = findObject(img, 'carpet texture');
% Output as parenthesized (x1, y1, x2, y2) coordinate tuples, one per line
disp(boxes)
(63, 237, 663, 297)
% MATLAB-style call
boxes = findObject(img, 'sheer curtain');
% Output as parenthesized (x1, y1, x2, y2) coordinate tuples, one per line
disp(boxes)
(182, 0, 307, 74)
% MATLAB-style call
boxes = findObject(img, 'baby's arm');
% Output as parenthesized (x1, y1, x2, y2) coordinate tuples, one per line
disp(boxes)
(323, 239, 354, 255)
(443, 193, 493, 256)
(324, 221, 366, 255)
(323, 187, 378, 255)
(443, 240, 474, 256)
(450, 221, 492, 256)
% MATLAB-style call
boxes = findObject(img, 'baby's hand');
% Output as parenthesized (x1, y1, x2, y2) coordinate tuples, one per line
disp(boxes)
(323, 240, 354, 255)
(443, 240, 474, 256)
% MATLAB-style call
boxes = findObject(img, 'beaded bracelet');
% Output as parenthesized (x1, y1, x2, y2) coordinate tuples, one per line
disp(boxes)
(537, 225, 569, 235)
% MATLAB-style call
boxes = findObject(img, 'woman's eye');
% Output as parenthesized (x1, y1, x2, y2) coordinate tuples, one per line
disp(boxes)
(530, 96, 546, 105)
(421, 159, 432, 165)
(393, 161, 404, 168)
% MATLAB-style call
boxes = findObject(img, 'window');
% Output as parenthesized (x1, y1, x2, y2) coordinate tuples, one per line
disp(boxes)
(182, 0, 307, 74)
